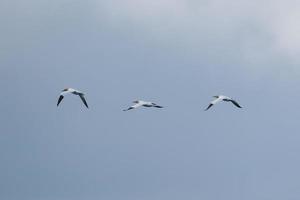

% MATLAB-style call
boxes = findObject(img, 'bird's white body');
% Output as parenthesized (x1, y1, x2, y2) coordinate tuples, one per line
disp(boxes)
(60, 88, 74, 95)
(135, 100, 154, 107)
(211, 95, 230, 103)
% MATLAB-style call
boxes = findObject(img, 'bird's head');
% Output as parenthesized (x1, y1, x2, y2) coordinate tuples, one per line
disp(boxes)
(213, 95, 219, 98)
(62, 88, 69, 92)
(133, 100, 139, 104)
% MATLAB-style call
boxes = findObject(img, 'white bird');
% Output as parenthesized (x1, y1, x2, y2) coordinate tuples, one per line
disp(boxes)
(205, 95, 242, 111)
(57, 88, 89, 108)
(123, 100, 163, 111)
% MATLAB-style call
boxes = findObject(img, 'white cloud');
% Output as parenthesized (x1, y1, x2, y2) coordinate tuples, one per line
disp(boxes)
(262, 1, 300, 58)
(97, 0, 300, 72)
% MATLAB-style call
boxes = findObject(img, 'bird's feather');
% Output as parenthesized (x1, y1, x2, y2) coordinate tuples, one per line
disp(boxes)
(230, 100, 242, 108)
(79, 94, 89, 108)
(205, 103, 213, 111)
(57, 95, 64, 107)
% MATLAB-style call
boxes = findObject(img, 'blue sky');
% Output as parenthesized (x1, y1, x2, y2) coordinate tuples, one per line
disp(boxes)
(1, 0, 300, 200)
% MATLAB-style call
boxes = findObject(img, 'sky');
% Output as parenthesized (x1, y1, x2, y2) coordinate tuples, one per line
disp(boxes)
(1, 0, 300, 200)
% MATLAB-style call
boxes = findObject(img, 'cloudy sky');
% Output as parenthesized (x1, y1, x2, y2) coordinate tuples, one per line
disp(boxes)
(1, 0, 300, 200)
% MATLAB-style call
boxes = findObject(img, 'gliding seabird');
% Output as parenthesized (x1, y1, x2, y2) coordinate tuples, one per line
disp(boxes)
(57, 88, 89, 108)
(205, 95, 242, 111)
(123, 100, 163, 111)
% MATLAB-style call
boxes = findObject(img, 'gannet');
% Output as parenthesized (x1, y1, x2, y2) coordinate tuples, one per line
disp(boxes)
(123, 100, 163, 111)
(57, 88, 89, 108)
(205, 95, 242, 111)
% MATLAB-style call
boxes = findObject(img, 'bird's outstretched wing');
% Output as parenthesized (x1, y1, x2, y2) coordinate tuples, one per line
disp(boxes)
(229, 100, 242, 108)
(57, 95, 64, 107)
(153, 105, 163, 108)
(205, 97, 223, 111)
(123, 107, 134, 111)
(79, 94, 89, 108)
(205, 103, 214, 111)
(123, 103, 142, 111)
(152, 103, 163, 108)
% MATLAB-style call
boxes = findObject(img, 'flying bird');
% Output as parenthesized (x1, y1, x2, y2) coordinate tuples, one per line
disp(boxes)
(123, 100, 163, 111)
(57, 88, 89, 108)
(205, 95, 242, 111)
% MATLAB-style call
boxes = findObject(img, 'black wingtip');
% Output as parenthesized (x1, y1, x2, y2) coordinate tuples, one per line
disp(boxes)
(57, 95, 64, 107)
(79, 94, 89, 109)
(230, 100, 242, 109)
(205, 104, 213, 111)
(123, 107, 134, 111)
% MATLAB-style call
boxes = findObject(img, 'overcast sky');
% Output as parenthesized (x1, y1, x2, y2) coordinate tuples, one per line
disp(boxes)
(1, 0, 300, 200)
